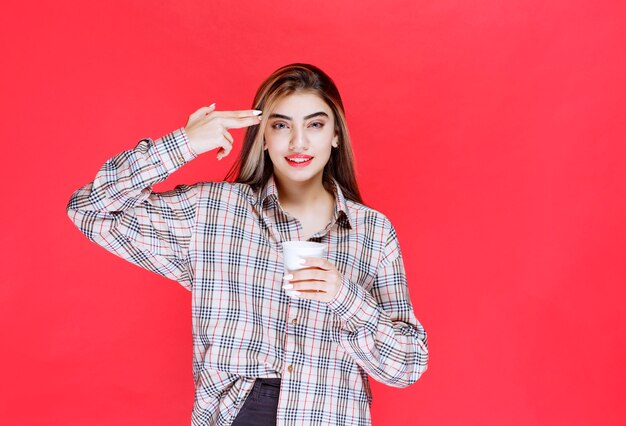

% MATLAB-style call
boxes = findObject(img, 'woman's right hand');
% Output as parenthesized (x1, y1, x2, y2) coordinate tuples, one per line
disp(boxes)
(184, 104, 262, 160)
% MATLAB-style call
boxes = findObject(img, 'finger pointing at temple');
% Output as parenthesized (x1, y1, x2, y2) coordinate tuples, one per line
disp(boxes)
(184, 106, 262, 156)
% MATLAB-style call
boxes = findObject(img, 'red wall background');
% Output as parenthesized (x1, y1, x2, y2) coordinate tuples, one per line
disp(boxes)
(1, 0, 625, 424)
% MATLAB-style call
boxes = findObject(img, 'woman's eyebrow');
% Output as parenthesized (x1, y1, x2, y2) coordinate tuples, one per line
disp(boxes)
(268, 112, 329, 120)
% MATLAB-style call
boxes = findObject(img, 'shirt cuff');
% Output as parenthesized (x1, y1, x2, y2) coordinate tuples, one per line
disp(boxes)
(327, 276, 377, 332)
(153, 127, 198, 173)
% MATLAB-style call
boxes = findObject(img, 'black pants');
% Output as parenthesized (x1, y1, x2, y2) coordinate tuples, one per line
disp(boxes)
(231, 378, 281, 426)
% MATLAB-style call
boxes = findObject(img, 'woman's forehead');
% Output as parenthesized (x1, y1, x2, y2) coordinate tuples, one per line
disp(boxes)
(270, 92, 331, 116)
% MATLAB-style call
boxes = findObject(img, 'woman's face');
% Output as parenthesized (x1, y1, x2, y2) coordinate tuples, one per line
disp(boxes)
(264, 91, 338, 188)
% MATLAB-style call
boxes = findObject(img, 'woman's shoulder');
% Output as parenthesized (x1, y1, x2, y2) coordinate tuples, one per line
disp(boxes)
(178, 180, 256, 204)
(345, 200, 405, 263)
(345, 199, 395, 231)
(162, 181, 256, 203)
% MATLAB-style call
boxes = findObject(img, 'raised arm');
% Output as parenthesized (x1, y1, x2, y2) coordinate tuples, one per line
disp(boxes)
(66, 104, 263, 289)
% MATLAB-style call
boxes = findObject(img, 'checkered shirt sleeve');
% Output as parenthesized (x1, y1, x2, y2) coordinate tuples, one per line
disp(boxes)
(327, 220, 428, 387)
(66, 128, 199, 289)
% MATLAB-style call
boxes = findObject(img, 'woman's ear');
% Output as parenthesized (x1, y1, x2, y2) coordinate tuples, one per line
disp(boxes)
(332, 134, 339, 148)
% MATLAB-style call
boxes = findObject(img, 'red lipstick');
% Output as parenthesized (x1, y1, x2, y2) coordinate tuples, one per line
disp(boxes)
(285, 154, 313, 168)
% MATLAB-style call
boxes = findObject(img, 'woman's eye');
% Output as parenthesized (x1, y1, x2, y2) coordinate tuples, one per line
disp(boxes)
(271, 122, 288, 130)
(310, 122, 324, 129)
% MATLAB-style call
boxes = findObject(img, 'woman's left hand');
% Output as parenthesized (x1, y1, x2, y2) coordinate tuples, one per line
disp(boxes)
(282, 257, 343, 303)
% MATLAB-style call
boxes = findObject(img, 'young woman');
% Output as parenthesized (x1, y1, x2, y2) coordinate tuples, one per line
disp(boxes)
(67, 63, 428, 426)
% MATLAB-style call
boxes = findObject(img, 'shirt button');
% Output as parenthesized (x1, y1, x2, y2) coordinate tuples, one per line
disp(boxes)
(287, 365, 294, 373)
(291, 318, 297, 325)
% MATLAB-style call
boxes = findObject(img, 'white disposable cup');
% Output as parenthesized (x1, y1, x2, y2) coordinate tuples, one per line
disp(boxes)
(281, 241, 326, 273)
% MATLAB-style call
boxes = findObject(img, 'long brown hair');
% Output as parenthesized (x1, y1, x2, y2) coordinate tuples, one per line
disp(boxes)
(224, 63, 364, 204)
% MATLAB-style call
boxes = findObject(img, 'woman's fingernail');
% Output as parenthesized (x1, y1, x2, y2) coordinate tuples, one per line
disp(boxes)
(298, 259, 306, 265)
(253, 110, 262, 115)
(282, 284, 293, 290)
(209, 103, 216, 108)
(286, 290, 300, 298)
(283, 274, 293, 281)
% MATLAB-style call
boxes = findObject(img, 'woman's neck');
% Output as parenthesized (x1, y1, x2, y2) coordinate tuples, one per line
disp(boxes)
(274, 176, 333, 212)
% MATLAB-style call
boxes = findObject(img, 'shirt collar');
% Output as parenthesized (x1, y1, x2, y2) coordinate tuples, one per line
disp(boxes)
(258, 174, 280, 207)
(257, 175, 352, 230)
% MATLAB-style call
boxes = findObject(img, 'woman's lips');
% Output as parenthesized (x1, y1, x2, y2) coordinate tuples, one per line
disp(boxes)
(285, 155, 313, 168)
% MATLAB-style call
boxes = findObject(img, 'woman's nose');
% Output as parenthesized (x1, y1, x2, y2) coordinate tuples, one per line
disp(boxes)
(289, 128, 308, 151)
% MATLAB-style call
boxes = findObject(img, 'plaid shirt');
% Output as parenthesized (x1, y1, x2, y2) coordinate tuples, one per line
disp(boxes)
(67, 128, 428, 426)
